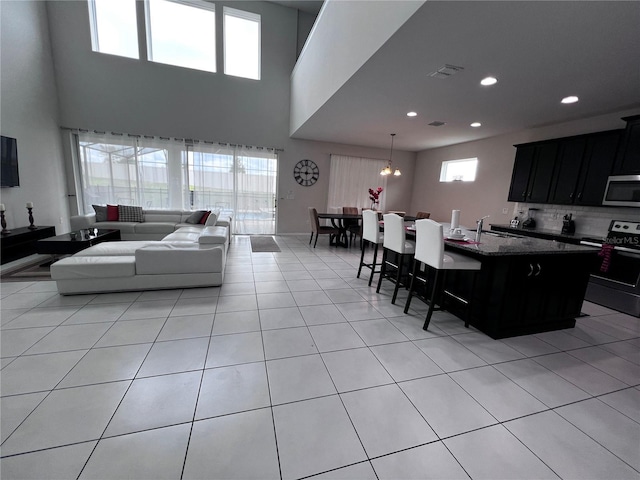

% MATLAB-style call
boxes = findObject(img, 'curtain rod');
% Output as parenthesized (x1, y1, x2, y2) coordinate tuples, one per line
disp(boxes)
(60, 126, 284, 152)
(330, 153, 390, 163)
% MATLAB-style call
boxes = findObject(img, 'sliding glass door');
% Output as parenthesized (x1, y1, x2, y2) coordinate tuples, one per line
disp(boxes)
(75, 132, 278, 234)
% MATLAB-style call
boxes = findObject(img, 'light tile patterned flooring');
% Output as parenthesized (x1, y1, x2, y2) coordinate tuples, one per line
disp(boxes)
(1, 234, 639, 479)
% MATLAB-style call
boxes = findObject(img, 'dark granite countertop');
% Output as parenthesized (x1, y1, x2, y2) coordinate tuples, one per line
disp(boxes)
(490, 224, 584, 244)
(444, 231, 599, 256)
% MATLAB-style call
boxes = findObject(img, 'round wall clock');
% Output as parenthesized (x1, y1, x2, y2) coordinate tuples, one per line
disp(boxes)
(294, 159, 319, 186)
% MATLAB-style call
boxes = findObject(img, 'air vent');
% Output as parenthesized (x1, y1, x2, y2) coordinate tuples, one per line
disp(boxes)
(428, 64, 464, 79)
(428, 121, 446, 127)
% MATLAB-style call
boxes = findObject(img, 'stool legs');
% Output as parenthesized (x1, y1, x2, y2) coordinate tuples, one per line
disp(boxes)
(404, 259, 420, 314)
(376, 248, 388, 293)
(368, 243, 379, 287)
(423, 269, 441, 331)
(357, 240, 367, 279)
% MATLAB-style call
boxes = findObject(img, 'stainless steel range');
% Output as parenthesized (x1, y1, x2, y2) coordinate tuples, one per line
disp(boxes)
(580, 220, 640, 317)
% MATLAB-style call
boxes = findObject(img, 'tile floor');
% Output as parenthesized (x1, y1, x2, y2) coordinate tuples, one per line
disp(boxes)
(1, 234, 639, 479)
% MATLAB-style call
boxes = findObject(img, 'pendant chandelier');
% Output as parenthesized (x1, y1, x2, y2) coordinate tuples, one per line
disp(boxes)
(380, 133, 401, 176)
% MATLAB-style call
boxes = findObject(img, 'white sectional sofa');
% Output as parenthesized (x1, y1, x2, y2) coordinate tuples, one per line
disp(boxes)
(70, 209, 231, 241)
(50, 225, 229, 295)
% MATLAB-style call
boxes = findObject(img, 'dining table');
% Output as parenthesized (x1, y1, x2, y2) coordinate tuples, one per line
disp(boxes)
(316, 213, 362, 247)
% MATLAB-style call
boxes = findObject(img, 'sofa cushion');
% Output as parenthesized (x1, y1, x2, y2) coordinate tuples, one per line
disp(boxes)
(144, 210, 183, 223)
(74, 241, 161, 257)
(162, 230, 202, 243)
(185, 210, 207, 224)
(118, 205, 144, 222)
(93, 205, 107, 222)
(198, 226, 228, 245)
(93, 221, 137, 234)
(136, 244, 224, 274)
(51, 256, 136, 279)
(107, 205, 119, 221)
(134, 222, 177, 235)
(204, 212, 218, 226)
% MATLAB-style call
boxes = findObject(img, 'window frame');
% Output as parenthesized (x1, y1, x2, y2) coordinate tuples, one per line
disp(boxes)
(439, 157, 478, 182)
(144, 0, 217, 73)
(87, 0, 140, 59)
(223, 6, 261, 80)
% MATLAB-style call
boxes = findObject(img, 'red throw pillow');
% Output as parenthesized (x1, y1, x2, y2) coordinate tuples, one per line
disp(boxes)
(106, 204, 119, 221)
(199, 211, 211, 225)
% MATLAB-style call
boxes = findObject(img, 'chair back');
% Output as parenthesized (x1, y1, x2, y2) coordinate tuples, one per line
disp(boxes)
(342, 207, 358, 215)
(416, 211, 431, 219)
(362, 209, 381, 243)
(415, 219, 444, 268)
(383, 213, 407, 253)
(308, 207, 320, 234)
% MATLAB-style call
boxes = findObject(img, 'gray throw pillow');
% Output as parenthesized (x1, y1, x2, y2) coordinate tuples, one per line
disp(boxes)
(117, 205, 144, 222)
(185, 210, 207, 224)
(93, 205, 107, 222)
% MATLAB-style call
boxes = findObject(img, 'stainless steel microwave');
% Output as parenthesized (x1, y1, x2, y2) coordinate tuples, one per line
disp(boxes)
(603, 175, 640, 207)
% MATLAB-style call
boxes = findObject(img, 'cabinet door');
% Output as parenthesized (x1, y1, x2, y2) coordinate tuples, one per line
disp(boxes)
(549, 138, 586, 204)
(576, 130, 621, 205)
(527, 142, 558, 203)
(613, 116, 640, 174)
(508, 146, 534, 202)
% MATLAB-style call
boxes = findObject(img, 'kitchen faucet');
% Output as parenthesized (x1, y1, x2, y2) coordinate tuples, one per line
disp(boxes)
(476, 215, 490, 242)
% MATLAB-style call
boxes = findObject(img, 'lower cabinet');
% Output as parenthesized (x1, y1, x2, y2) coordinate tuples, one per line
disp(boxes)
(445, 252, 597, 339)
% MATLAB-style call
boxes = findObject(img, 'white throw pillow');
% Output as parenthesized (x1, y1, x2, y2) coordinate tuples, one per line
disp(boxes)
(204, 212, 218, 226)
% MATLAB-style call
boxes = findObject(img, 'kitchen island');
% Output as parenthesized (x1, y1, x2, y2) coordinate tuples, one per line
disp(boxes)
(440, 232, 599, 339)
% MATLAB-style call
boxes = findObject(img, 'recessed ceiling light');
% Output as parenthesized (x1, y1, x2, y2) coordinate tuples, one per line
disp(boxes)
(470, 122, 482, 127)
(480, 76, 498, 86)
(407, 112, 417, 117)
(561, 96, 579, 104)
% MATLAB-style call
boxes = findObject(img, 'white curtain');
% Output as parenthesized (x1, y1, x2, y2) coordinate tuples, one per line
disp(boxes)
(327, 155, 387, 212)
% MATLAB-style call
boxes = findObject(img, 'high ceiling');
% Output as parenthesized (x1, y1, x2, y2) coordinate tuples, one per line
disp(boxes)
(268, 0, 323, 15)
(292, 1, 640, 152)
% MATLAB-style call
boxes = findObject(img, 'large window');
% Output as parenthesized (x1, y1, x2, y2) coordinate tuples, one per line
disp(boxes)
(145, 0, 216, 73)
(224, 7, 260, 80)
(88, 0, 139, 59)
(76, 132, 277, 234)
(439, 158, 478, 182)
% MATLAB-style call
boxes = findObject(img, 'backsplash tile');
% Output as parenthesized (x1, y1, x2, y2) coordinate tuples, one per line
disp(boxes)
(512, 203, 638, 238)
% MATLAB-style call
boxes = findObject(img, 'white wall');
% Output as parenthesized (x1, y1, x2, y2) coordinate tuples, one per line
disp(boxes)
(0, 0, 68, 233)
(289, 0, 424, 136)
(411, 109, 640, 230)
(44, 0, 415, 234)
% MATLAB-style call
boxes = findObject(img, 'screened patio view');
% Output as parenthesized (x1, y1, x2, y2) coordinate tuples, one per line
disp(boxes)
(76, 133, 278, 234)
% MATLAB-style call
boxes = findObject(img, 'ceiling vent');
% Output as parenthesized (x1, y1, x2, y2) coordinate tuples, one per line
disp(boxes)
(428, 121, 446, 127)
(428, 64, 464, 79)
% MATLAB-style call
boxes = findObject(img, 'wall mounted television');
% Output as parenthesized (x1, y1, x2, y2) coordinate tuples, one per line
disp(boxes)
(1, 135, 20, 187)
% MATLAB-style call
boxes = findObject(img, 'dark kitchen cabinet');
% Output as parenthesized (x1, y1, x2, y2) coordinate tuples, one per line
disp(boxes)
(549, 130, 621, 206)
(613, 115, 640, 175)
(508, 142, 558, 203)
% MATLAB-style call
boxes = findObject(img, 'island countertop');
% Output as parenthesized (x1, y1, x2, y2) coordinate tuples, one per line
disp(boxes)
(443, 231, 599, 256)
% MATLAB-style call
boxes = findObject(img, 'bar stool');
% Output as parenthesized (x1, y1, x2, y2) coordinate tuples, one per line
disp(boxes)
(357, 209, 384, 286)
(404, 219, 481, 331)
(376, 213, 416, 304)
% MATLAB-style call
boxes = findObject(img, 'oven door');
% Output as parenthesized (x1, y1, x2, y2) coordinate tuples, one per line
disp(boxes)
(602, 175, 640, 207)
(591, 248, 640, 292)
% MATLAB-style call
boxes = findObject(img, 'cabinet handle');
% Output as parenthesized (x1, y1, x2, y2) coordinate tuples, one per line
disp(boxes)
(522, 191, 526, 198)
(528, 191, 532, 198)
(569, 193, 574, 199)
(527, 264, 534, 277)
(535, 263, 542, 276)
(577, 192, 582, 200)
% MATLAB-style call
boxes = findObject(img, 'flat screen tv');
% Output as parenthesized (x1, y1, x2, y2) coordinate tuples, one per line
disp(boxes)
(1, 135, 20, 187)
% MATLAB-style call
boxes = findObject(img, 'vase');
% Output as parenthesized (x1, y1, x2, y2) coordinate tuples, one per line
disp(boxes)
(371, 202, 378, 211)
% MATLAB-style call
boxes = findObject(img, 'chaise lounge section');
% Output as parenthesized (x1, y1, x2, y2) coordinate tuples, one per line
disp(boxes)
(50, 225, 229, 295)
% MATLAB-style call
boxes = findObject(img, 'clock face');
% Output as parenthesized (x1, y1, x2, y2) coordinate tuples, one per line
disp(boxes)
(294, 159, 319, 186)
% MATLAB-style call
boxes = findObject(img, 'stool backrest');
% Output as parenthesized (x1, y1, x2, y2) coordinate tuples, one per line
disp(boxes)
(415, 219, 444, 268)
(362, 209, 380, 243)
(383, 213, 407, 253)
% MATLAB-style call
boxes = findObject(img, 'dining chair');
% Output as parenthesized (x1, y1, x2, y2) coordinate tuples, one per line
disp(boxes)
(387, 211, 406, 217)
(404, 219, 481, 330)
(308, 207, 340, 248)
(357, 209, 384, 286)
(415, 211, 431, 219)
(342, 206, 361, 247)
(376, 213, 416, 304)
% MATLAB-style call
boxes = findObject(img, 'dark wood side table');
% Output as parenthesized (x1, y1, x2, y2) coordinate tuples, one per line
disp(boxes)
(1, 226, 56, 265)
(36, 229, 121, 256)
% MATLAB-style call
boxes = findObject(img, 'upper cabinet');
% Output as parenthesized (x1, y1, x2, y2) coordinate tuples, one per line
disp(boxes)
(613, 115, 640, 175)
(549, 130, 621, 206)
(508, 142, 558, 203)
(510, 127, 624, 206)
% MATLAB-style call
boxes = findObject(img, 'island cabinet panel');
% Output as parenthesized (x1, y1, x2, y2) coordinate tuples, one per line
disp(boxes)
(443, 247, 597, 339)
(613, 115, 640, 175)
